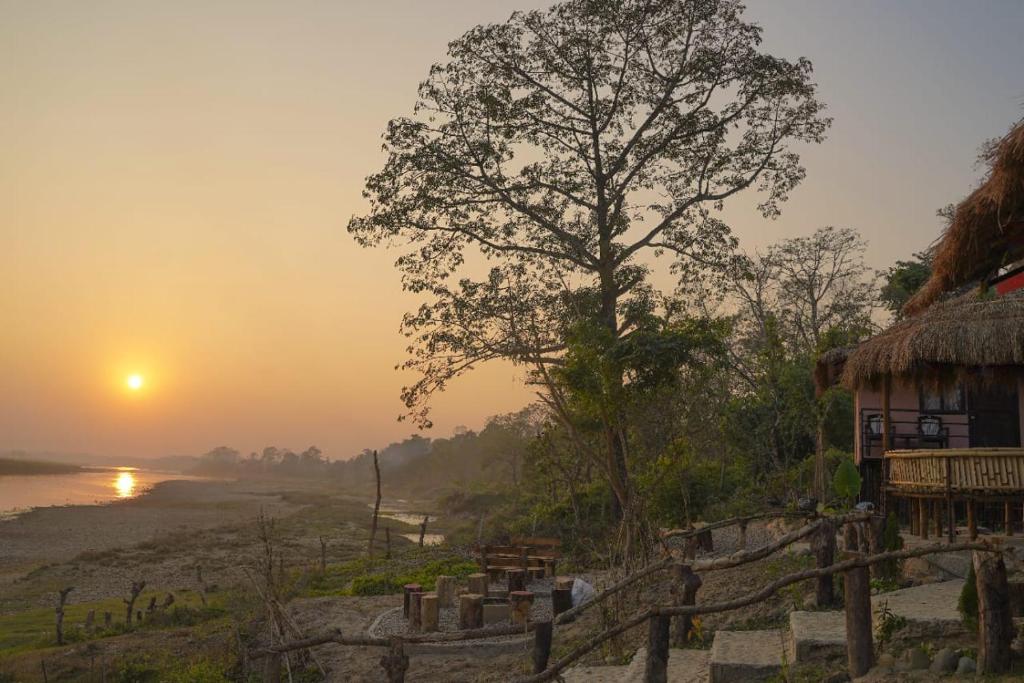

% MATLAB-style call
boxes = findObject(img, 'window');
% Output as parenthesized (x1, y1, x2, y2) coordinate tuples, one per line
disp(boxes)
(920, 385, 964, 413)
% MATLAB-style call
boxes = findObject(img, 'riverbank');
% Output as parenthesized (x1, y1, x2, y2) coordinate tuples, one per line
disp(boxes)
(0, 457, 88, 476)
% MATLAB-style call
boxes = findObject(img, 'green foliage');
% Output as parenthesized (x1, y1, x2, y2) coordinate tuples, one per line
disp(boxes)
(874, 600, 908, 645)
(877, 512, 904, 580)
(831, 457, 861, 504)
(109, 654, 229, 683)
(306, 556, 479, 597)
(880, 252, 931, 318)
(958, 561, 978, 630)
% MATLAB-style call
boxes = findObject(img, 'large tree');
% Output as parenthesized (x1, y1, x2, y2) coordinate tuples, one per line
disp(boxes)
(349, 0, 829, 522)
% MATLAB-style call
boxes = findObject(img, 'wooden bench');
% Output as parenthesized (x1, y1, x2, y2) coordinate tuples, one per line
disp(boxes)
(478, 536, 561, 580)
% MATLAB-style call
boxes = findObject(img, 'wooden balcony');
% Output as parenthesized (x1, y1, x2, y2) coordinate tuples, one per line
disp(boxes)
(885, 448, 1024, 495)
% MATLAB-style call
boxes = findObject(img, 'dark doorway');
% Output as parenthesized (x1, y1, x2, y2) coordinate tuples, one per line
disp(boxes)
(968, 385, 1021, 447)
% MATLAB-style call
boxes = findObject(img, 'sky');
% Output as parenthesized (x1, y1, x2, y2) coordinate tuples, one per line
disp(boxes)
(1, 0, 1022, 461)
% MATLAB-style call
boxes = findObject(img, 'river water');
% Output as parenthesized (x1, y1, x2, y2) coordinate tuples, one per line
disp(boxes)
(0, 468, 202, 519)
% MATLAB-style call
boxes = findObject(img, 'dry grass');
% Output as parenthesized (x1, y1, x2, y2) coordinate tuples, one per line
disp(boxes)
(842, 290, 1024, 389)
(905, 119, 1024, 315)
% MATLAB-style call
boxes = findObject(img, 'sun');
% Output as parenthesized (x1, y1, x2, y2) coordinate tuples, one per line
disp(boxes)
(126, 374, 145, 391)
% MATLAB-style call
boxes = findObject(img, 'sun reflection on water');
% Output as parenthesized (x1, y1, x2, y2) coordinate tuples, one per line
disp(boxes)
(114, 470, 136, 498)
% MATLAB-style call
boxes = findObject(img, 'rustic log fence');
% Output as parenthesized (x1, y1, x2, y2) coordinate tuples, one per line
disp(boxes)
(249, 511, 1013, 681)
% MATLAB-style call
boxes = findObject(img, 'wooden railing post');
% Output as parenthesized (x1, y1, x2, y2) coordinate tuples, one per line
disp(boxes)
(973, 550, 1012, 673)
(532, 620, 553, 674)
(945, 456, 955, 543)
(380, 638, 409, 683)
(811, 518, 836, 606)
(968, 501, 978, 541)
(670, 563, 702, 646)
(843, 552, 874, 678)
(644, 613, 670, 683)
(919, 499, 929, 540)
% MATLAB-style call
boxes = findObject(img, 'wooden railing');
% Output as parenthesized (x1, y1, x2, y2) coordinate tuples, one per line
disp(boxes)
(885, 448, 1024, 493)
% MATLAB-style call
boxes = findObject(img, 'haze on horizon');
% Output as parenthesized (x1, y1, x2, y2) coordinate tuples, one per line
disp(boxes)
(2, 0, 1022, 460)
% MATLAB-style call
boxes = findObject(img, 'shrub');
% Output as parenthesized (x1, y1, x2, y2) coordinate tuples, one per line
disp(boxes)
(831, 457, 861, 506)
(958, 561, 978, 631)
(877, 512, 904, 580)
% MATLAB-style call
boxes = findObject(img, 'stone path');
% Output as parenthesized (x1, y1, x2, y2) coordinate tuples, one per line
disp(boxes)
(563, 647, 710, 683)
(870, 579, 964, 630)
(708, 629, 790, 682)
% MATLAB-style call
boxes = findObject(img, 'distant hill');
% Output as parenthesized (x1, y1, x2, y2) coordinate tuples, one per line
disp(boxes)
(0, 457, 86, 476)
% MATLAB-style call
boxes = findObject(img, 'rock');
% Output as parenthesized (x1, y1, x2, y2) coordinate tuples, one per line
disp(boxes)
(876, 653, 895, 668)
(955, 656, 976, 674)
(929, 647, 957, 674)
(901, 557, 936, 583)
(904, 647, 929, 670)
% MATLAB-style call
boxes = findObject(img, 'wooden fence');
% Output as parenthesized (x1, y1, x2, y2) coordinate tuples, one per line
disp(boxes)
(886, 448, 1024, 493)
(252, 511, 1014, 681)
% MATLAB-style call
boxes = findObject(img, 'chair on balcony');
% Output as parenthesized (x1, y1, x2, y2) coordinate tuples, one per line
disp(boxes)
(918, 414, 946, 448)
(863, 413, 883, 456)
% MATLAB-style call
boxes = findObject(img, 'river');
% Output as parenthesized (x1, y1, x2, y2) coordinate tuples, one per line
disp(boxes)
(0, 468, 205, 519)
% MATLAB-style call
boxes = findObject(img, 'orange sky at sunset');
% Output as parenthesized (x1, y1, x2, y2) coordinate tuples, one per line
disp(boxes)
(2, 0, 1022, 460)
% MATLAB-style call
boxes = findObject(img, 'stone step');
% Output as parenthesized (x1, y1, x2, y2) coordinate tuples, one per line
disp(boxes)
(708, 629, 790, 683)
(788, 610, 846, 663)
(870, 579, 965, 637)
(563, 647, 710, 683)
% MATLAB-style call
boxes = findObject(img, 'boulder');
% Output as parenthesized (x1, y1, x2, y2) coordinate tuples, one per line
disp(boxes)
(955, 656, 976, 674)
(929, 647, 958, 674)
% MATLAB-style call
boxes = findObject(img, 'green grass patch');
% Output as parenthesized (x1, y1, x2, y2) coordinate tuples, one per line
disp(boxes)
(304, 555, 479, 597)
(0, 589, 223, 655)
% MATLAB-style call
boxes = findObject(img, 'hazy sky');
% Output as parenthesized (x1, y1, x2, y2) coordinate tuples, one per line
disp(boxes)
(2, 1, 1022, 460)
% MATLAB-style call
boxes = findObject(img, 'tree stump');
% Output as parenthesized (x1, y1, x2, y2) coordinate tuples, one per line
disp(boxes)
(507, 568, 527, 593)
(973, 550, 1012, 673)
(408, 590, 424, 630)
(645, 613, 670, 683)
(670, 563, 702, 646)
(510, 590, 534, 626)
(811, 518, 836, 607)
(103, 612, 112, 628)
(459, 593, 483, 629)
(552, 587, 573, 617)
(435, 575, 456, 608)
(467, 572, 488, 596)
(532, 620, 553, 674)
(554, 576, 575, 591)
(420, 592, 439, 632)
(843, 554, 874, 677)
(402, 583, 422, 619)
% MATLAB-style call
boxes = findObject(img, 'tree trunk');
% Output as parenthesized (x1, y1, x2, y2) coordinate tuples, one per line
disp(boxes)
(670, 563, 702, 646)
(368, 450, 381, 558)
(459, 594, 483, 629)
(973, 550, 1012, 673)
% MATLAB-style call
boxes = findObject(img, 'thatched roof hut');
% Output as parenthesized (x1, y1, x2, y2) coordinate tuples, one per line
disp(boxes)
(842, 290, 1024, 389)
(904, 119, 1024, 316)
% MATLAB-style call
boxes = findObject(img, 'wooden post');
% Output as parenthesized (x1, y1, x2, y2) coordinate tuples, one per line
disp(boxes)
(933, 500, 942, 538)
(55, 587, 73, 645)
(532, 620, 553, 674)
(1005, 502, 1014, 536)
(552, 587, 573, 617)
(968, 500, 978, 540)
(510, 591, 534, 627)
(418, 516, 429, 547)
(811, 518, 836, 607)
(507, 568, 527, 593)
(973, 550, 1012, 673)
(881, 376, 892, 514)
(402, 583, 421, 619)
(385, 526, 392, 559)
(435, 575, 456, 608)
(919, 499, 929, 540)
(369, 450, 381, 558)
(670, 563, 702, 646)
(459, 594, 483, 629)
(645, 613, 670, 683)
(737, 520, 748, 550)
(420, 593, 439, 632)
(946, 456, 955, 543)
(408, 590, 424, 630)
(843, 554, 874, 677)
(380, 638, 409, 683)
(467, 573, 488, 596)
(866, 515, 885, 580)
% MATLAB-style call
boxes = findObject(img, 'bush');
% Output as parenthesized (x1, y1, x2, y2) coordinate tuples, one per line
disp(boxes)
(958, 561, 978, 630)
(877, 512, 904, 580)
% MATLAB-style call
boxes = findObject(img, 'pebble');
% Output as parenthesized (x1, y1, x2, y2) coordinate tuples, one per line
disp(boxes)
(929, 647, 958, 674)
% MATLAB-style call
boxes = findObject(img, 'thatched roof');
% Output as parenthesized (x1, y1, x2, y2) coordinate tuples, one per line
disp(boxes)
(904, 120, 1024, 316)
(842, 290, 1024, 389)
